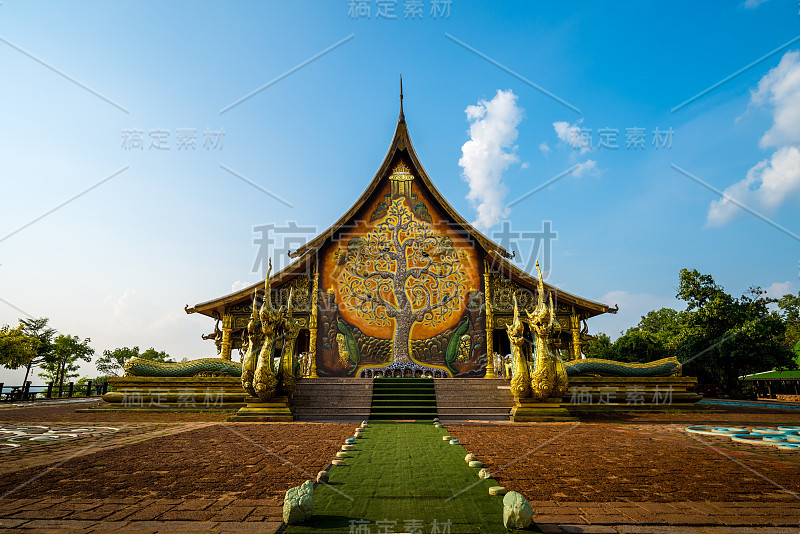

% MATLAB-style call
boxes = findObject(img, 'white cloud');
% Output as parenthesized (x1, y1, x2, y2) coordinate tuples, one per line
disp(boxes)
(751, 50, 800, 148)
(553, 119, 590, 153)
(231, 280, 248, 292)
(743, 0, 769, 8)
(538, 141, 551, 155)
(459, 89, 523, 231)
(572, 159, 597, 177)
(765, 281, 795, 298)
(706, 145, 800, 226)
(707, 50, 800, 226)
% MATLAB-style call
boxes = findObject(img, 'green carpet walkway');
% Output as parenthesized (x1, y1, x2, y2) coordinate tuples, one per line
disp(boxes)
(285, 422, 515, 533)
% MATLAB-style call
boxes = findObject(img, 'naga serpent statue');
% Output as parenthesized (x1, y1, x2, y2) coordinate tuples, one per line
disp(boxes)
(507, 294, 531, 398)
(123, 357, 242, 377)
(526, 261, 569, 400)
(241, 288, 262, 397)
(248, 259, 302, 402)
(503, 261, 683, 397)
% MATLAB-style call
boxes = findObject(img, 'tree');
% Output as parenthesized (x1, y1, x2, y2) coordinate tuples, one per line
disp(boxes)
(336, 199, 467, 364)
(584, 308, 683, 363)
(0, 324, 39, 370)
(778, 291, 800, 360)
(614, 329, 668, 363)
(19, 318, 57, 384)
(586, 270, 796, 398)
(583, 333, 615, 360)
(39, 335, 94, 389)
(95, 346, 172, 377)
(637, 308, 684, 343)
(673, 270, 794, 397)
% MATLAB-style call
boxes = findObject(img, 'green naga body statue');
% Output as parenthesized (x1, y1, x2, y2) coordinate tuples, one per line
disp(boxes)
(526, 261, 568, 400)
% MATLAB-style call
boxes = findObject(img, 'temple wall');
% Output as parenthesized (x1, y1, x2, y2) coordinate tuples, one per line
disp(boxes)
(315, 159, 487, 378)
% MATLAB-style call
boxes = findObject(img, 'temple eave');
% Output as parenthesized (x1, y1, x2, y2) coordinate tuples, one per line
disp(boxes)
(188, 252, 314, 318)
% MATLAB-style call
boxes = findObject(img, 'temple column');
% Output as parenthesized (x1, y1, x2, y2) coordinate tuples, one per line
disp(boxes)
(309, 262, 320, 378)
(570, 308, 582, 361)
(220, 313, 233, 361)
(483, 259, 495, 378)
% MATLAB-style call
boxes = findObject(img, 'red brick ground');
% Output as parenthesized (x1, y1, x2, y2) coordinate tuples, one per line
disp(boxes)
(2, 402, 800, 533)
(446, 421, 800, 502)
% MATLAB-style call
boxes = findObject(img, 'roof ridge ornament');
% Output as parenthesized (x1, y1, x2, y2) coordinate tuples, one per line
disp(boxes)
(392, 161, 411, 175)
(399, 74, 405, 122)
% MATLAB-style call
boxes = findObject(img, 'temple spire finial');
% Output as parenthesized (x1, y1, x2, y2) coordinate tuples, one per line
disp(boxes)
(399, 74, 404, 121)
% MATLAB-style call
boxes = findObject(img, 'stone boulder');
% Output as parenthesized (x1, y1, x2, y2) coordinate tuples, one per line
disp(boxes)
(502, 491, 532, 530)
(283, 480, 314, 525)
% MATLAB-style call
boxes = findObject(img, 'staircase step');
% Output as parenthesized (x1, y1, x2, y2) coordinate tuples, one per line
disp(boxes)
(369, 377, 437, 420)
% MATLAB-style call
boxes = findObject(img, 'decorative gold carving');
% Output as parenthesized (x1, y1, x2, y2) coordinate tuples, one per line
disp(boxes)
(493, 315, 514, 328)
(220, 314, 233, 361)
(484, 258, 495, 378)
(389, 161, 415, 201)
(457, 335, 472, 362)
(508, 295, 530, 398)
(570, 308, 582, 361)
(491, 273, 536, 313)
(309, 261, 319, 378)
(336, 333, 350, 364)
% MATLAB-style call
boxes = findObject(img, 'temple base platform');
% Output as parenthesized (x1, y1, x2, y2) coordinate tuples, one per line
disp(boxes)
(226, 396, 294, 422)
(564, 376, 703, 412)
(511, 397, 577, 422)
(80, 376, 248, 412)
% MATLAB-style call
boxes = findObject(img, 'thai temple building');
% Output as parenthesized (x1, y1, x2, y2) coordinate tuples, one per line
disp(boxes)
(184, 92, 617, 380)
(105, 89, 699, 421)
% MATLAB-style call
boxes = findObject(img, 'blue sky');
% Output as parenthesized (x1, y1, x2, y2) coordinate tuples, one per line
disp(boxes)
(1, 1, 799, 384)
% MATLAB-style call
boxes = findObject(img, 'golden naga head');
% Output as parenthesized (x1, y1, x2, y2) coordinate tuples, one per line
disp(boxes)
(526, 260, 547, 324)
(526, 260, 561, 333)
(247, 289, 259, 333)
(506, 294, 525, 343)
(260, 258, 273, 319)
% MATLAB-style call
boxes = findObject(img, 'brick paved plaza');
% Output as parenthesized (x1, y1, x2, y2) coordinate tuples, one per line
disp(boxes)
(0, 400, 799, 533)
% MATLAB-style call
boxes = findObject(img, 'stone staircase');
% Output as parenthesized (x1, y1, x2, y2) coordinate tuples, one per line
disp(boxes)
(370, 377, 438, 421)
(292, 378, 373, 421)
(434, 378, 514, 421)
(292, 377, 515, 422)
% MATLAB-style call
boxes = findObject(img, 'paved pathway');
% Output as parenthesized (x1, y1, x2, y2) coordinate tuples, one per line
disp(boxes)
(1, 499, 799, 532)
(529, 501, 800, 533)
(0, 497, 282, 532)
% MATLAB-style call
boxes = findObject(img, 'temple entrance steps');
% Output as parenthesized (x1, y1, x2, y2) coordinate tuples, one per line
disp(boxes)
(370, 377, 438, 421)
(434, 378, 514, 421)
(292, 378, 373, 421)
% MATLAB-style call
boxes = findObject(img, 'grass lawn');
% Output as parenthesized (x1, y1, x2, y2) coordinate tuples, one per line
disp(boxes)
(286, 422, 523, 533)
